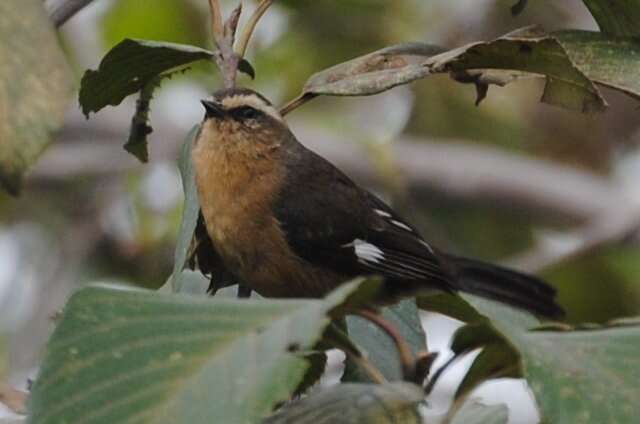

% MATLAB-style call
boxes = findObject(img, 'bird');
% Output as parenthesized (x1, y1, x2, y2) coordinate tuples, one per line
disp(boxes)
(188, 87, 563, 318)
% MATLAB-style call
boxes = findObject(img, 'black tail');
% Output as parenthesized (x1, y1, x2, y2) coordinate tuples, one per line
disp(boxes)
(445, 254, 564, 318)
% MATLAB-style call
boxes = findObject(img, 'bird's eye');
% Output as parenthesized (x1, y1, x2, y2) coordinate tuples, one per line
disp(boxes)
(232, 106, 261, 121)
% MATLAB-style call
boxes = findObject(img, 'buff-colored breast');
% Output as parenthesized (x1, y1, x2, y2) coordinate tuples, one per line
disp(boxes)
(192, 121, 338, 298)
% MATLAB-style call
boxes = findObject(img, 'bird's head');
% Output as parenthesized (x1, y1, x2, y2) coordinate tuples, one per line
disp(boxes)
(198, 88, 287, 149)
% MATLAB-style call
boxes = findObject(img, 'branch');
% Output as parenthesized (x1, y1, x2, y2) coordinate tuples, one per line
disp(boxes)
(505, 208, 640, 273)
(293, 124, 634, 223)
(30, 114, 635, 226)
(208, 1, 243, 89)
(46, 0, 96, 28)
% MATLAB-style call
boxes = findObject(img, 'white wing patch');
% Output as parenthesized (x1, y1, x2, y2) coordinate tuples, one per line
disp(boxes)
(344, 239, 384, 264)
(419, 240, 435, 254)
(391, 219, 413, 232)
(374, 209, 392, 218)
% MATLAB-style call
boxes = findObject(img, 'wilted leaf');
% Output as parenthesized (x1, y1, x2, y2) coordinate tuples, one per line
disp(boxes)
(303, 42, 445, 96)
(448, 400, 508, 424)
(28, 279, 380, 424)
(293, 27, 640, 114)
(171, 126, 200, 292)
(582, 0, 640, 36)
(343, 299, 427, 382)
(79, 39, 213, 116)
(462, 295, 640, 423)
(0, 0, 73, 195)
(263, 383, 424, 424)
(425, 27, 606, 112)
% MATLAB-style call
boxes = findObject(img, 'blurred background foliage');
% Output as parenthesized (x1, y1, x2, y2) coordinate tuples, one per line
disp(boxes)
(2, 0, 640, 387)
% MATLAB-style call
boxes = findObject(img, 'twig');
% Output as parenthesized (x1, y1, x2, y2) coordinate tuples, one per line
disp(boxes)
(236, 0, 274, 58)
(354, 310, 417, 382)
(46, 0, 96, 28)
(224, 4, 243, 45)
(208, 0, 224, 44)
(207, 1, 244, 89)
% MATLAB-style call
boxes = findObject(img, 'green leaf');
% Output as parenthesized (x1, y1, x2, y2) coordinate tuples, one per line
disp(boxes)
(417, 293, 484, 323)
(171, 126, 200, 292)
(293, 352, 327, 396)
(343, 299, 427, 382)
(461, 296, 640, 423)
(418, 293, 521, 397)
(451, 325, 521, 399)
(0, 0, 73, 195)
(448, 401, 508, 424)
(554, 30, 640, 101)
(263, 383, 424, 424)
(582, 0, 640, 36)
(79, 39, 213, 116)
(28, 279, 380, 424)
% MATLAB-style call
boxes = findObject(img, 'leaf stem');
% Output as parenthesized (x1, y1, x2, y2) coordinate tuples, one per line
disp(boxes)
(322, 322, 387, 385)
(280, 93, 317, 116)
(354, 309, 417, 382)
(345, 351, 387, 385)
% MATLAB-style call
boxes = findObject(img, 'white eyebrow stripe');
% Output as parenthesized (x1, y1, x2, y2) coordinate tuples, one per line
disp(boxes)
(221, 94, 284, 123)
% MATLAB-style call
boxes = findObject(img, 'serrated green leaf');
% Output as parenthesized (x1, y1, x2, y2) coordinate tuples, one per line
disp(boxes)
(264, 383, 424, 424)
(461, 295, 640, 423)
(343, 299, 427, 382)
(171, 126, 200, 292)
(79, 39, 213, 116)
(417, 293, 483, 323)
(0, 0, 73, 195)
(28, 279, 379, 424)
(582, 0, 640, 36)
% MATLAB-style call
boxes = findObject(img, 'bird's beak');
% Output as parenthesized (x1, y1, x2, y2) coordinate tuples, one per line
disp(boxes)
(201, 99, 225, 119)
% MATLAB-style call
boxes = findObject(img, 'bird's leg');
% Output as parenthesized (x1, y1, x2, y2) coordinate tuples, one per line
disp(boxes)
(352, 309, 418, 383)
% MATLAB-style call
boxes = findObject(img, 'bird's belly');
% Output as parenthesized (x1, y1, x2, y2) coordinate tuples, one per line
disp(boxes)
(202, 208, 336, 298)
